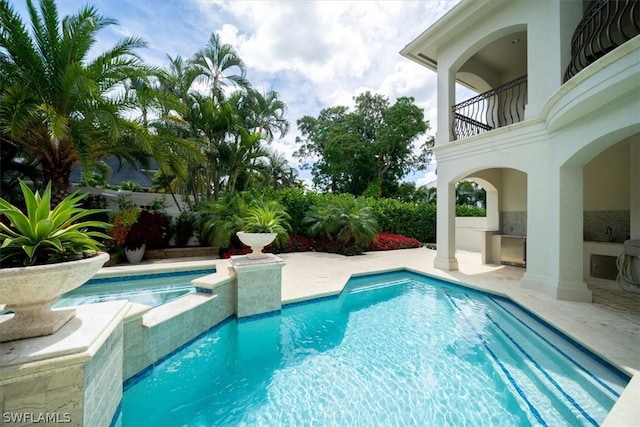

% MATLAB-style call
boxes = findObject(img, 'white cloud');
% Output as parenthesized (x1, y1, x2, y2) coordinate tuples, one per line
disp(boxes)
(12, 0, 460, 181)
(415, 170, 438, 188)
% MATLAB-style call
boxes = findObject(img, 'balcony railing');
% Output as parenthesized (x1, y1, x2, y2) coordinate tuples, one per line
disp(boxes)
(564, 0, 640, 83)
(452, 75, 527, 140)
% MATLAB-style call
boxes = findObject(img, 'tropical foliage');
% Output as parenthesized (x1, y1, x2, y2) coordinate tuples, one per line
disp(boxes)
(110, 207, 166, 250)
(0, 0, 165, 202)
(242, 203, 291, 237)
(0, 0, 297, 209)
(304, 196, 379, 253)
(0, 180, 110, 267)
(199, 193, 290, 249)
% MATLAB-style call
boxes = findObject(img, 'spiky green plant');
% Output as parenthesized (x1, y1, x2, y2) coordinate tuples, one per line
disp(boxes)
(0, 181, 111, 267)
(242, 204, 291, 244)
(305, 197, 378, 249)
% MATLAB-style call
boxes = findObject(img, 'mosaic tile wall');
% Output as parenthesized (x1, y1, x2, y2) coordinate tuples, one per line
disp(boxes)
(583, 210, 630, 243)
(499, 210, 631, 242)
(501, 211, 527, 236)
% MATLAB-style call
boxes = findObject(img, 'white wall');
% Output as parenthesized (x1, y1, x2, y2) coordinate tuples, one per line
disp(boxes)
(583, 138, 632, 210)
(455, 217, 488, 251)
(501, 169, 527, 212)
(77, 187, 187, 218)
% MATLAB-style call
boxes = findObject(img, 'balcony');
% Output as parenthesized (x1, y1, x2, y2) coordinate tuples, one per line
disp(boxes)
(452, 76, 527, 140)
(564, 0, 640, 83)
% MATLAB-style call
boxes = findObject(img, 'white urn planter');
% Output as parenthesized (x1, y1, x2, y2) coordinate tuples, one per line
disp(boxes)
(0, 252, 109, 342)
(125, 243, 146, 264)
(236, 231, 277, 260)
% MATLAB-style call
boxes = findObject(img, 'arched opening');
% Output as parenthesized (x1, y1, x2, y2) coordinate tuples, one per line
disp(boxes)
(451, 26, 528, 139)
(581, 134, 639, 284)
(444, 168, 528, 268)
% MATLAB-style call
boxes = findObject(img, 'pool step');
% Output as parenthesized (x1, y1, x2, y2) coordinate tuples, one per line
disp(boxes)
(443, 291, 622, 426)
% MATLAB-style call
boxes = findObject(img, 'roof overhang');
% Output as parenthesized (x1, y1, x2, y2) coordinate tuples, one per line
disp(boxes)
(399, 0, 506, 73)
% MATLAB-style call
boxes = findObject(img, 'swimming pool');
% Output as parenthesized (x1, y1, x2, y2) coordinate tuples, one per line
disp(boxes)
(116, 271, 629, 426)
(53, 268, 215, 309)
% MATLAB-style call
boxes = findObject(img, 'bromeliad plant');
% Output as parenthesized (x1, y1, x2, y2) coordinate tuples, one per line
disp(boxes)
(0, 181, 111, 267)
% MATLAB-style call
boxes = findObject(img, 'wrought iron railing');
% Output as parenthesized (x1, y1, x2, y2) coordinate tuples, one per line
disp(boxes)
(564, 0, 640, 83)
(452, 75, 527, 140)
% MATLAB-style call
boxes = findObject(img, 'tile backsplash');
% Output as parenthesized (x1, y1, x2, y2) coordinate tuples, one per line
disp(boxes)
(501, 211, 527, 236)
(583, 210, 630, 243)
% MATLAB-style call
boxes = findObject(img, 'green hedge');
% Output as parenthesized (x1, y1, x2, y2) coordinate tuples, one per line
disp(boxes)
(270, 189, 488, 243)
(455, 205, 486, 217)
(273, 189, 437, 243)
(363, 198, 436, 243)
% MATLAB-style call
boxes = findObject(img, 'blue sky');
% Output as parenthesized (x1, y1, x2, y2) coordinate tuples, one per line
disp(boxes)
(11, 0, 461, 188)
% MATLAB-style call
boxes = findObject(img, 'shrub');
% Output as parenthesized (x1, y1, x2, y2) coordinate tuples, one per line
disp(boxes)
(120, 180, 142, 192)
(455, 205, 486, 217)
(200, 192, 290, 249)
(273, 189, 437, 244)
(268, 234, 314, 254)
(110, 208, 165, 250)
(368, 232, 421, 251)
(273, 188, 320, 235)
(304, 196, 378, 254)
(364, 198, 436, 243)
(175, 209, 200, 246)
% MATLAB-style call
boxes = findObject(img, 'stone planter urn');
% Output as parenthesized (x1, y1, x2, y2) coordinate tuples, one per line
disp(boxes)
(236, 231, 277, 260)
(125, 243, 146, 264)
(0, 252, 109, 342)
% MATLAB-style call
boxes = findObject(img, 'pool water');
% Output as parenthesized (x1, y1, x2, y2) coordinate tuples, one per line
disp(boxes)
(116, 271, 629, 426)
(53, 268, 215, 309)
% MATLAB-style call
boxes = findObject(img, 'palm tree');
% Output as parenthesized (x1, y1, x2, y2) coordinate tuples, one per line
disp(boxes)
(416, 185, 437, 204)
(190, 32, 250, 102)
(456, 180, 486, 207)
(244, 89, 290, 143)
(0, 0, 149, 202)
(259, 150, 299, 189)
(220, 128, 268, 192)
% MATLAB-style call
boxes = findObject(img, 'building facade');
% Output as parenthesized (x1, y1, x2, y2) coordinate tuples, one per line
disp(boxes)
(402, 0, 639, 302)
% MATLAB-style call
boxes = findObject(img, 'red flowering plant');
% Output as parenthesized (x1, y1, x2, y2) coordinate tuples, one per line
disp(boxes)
(110, 208, 166, 250)
(367, 232, 421, 251)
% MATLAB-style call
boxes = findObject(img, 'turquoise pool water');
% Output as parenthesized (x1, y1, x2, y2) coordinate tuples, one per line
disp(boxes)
(54, 268, 215, 308)
(116, 271, 629, 426)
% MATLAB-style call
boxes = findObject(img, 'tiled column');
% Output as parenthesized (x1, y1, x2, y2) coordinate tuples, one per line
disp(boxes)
(0, 301, 128, 427)
(230, 254, 286, 318)
(231, 254, 284, 318)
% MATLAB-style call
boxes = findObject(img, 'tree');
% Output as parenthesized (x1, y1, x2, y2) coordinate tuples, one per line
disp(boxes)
(258, 150, 299, 190)
(294, 92, 433, 197)
(244, 89, 290, 143)
(456, 180, 486, 208)
(0, 0, 149, 202)
(190, 33, 250, 102)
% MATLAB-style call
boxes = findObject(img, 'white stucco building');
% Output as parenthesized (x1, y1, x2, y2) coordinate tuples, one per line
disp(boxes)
(402, 0, 639, 302)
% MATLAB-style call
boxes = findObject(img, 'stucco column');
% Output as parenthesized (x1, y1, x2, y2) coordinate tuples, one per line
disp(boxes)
(521, 166, 549, 293)
(434, 180, 458, 270)
(631, 142, 640, 240)
(436, 65, 455, 146)
(555, 167, 592, 301)
(523, 167, 591, 302)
